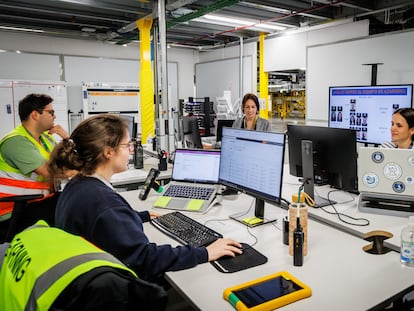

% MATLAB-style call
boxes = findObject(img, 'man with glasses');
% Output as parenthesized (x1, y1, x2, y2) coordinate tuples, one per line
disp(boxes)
(0, 93, 69, 231)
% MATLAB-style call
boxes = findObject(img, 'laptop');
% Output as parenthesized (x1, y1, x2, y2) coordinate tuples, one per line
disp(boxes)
(358, 147, 414, 216)
(153, 149, 221, 213)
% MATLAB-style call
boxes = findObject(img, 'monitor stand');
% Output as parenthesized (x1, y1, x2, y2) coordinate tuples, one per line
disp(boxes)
(230, 198, 278, 227)
(301, 140, 336, 208)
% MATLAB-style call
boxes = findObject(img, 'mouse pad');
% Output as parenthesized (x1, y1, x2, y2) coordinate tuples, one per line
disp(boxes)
(210, 243, 268, 273)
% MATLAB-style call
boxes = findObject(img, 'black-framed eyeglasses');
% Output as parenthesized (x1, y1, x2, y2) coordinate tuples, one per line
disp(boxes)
(119, 141, 135, 152)
(41, 109, 55, 116)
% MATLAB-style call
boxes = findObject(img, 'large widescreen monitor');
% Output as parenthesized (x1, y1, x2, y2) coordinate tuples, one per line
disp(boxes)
(328, 84, 413, 145)
(287, 124, 358, 195)
(219, 127, 286, 226)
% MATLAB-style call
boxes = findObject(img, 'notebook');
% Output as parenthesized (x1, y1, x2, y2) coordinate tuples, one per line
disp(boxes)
(358, 147, 414, 216)
(153, 149, 221, 213)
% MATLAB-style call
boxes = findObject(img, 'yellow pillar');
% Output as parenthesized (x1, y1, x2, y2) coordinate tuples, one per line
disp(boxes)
(259, 33, 269, 120)
(136, 18, 154, 143)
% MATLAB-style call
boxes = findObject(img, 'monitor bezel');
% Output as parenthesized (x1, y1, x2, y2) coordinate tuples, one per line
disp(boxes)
(218, 127, 286, 205)
(287, 124, 358, 193)
(328, 84, 413, 145)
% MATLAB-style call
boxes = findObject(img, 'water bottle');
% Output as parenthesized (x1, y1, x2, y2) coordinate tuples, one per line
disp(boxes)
(134, 138, 144, 169)
(401, 216, 414, 266)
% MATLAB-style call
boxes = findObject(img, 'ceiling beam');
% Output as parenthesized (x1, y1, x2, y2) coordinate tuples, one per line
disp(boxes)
(167, 0, 242, 29)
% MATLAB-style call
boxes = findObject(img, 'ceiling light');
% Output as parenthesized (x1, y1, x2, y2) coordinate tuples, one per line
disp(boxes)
(0, 26, 44, 33)
(204, 14, 254, 26)
(81, 27, 96, 33)
(200, 14, 286, 32)
(256, 23, 286, 31)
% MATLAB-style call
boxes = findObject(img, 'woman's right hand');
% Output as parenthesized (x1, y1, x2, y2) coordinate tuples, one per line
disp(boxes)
(206, 238, 242, 261)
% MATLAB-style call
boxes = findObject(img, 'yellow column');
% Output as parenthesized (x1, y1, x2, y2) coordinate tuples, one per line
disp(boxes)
(136, 18, 154, 143)
(259, 32, 269, 120)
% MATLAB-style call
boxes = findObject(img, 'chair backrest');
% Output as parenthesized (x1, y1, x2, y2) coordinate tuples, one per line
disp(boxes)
(0, 221, 168, 311)
(0, 193, 58, 242)
(51, 266, 168, 311)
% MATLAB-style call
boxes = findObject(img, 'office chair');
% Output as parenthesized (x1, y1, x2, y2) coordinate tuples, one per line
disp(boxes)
(50, 266, 168, 311)
(0, 225, 168, 311)
(0, 192, 58, 242)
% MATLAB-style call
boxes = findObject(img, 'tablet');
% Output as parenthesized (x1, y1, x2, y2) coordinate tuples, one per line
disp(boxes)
(223, 271, 311, 310)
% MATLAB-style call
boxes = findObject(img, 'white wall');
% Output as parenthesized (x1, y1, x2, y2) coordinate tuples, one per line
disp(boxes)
(264, 19, 369, 72)
(197, 41, 257, 101)
(307, 29, 414, 121)
(0, 30, 197, 109)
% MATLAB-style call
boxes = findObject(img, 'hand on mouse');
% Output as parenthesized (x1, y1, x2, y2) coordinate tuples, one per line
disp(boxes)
(206, 238, 242, 261)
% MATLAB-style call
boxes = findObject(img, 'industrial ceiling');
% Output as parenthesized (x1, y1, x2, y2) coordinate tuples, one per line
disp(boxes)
(0, 0, 413, 50)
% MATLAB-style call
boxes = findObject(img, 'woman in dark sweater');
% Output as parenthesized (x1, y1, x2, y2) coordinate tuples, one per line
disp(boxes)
(48, 114, 241, 282)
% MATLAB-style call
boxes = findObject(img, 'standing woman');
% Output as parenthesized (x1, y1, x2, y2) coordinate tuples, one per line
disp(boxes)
(47, 114, 241, 282)
(381, 108, 414, 149)
(233, 93, 271, 132)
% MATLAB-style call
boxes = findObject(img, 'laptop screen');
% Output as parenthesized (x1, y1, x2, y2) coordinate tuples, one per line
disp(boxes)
(172, 149, 221, 183)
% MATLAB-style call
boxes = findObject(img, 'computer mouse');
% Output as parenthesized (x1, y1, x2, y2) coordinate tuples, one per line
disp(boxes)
(220, 243, 249, 259)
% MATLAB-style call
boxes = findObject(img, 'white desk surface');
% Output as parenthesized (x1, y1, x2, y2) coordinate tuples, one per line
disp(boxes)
(281, 167, 407, 252)
(111, 156, 172, 186)
(121, 189, 414, 311)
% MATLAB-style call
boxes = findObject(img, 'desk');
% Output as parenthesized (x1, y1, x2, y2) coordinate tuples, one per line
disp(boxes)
(281, 168, 407, 252)
(111, 155, 172, 189)
(121, 190, 414, 311)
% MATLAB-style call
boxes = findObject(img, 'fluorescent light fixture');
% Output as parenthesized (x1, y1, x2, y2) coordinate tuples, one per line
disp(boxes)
(201, 14, 286, 31)
(0, 26, 44, 33)
(204, 14, 254, 26)
(256, 23, 286, 31)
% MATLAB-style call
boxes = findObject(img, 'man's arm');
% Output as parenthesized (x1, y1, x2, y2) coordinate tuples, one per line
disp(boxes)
(1, 136, 47, 177)
(34, 162, 50, 178)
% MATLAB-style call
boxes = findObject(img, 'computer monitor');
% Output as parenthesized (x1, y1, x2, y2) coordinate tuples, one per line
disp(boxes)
(216, 119, 235, 142)
(182, 116, 203, 149)
(328, 84, 413, 145)
(219, 127, 286, 226)
(120, 115, 136, 139)
(287, 124, 358, 206)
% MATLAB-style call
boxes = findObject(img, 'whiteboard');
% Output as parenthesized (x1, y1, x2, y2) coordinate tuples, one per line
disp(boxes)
(0, 80, 68, 138)
(64, 56, 179, 114)
(12, 80, 69, 135)
(82, 81, 140, 133)
(0, 80, 14, 138)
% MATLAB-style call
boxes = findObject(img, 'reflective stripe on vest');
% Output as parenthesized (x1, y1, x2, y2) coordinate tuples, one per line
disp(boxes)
(0, 221, 137, 311)
(0, 125, 54, 215)
(0, 124, 55, 181)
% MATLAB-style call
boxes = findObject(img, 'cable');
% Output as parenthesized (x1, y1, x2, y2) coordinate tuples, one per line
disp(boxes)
(302, 192, 315, 207)
(280, 197, 291, 207)
(319, 189, 370, 226)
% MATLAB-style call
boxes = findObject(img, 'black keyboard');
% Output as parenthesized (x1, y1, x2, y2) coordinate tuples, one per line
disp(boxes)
(151, 211, 223, 247)
(163, 184, 215, 200)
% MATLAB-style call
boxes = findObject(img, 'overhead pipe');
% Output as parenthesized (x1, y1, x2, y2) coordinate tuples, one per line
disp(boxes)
(167, 0, 242, 28)
(170, 0, 351, 46)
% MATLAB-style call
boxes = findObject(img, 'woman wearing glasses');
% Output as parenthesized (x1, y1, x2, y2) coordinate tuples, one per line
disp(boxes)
(0, 93, 69, 235)
(48, 114, 242, 284)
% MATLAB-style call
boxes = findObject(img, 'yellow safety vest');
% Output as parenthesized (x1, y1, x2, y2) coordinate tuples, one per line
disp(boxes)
(0, 125, 55, 216)
(0, 220, 137, 311)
